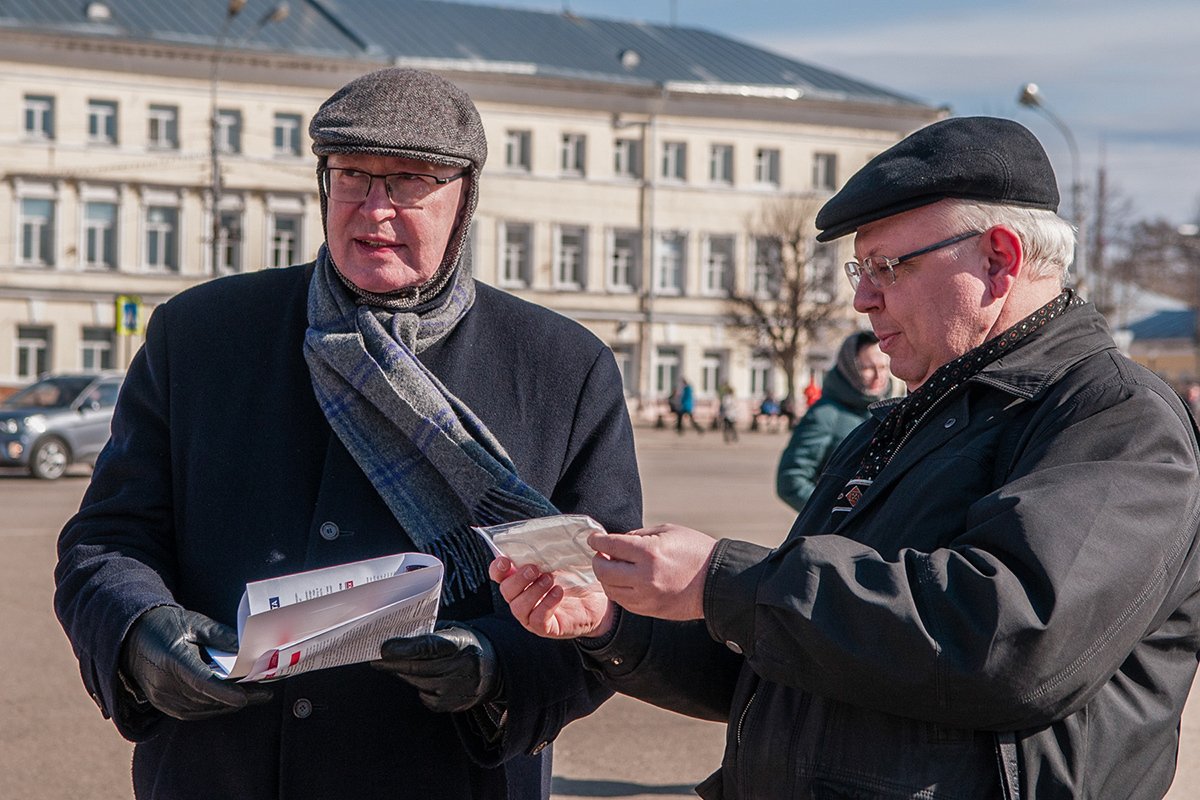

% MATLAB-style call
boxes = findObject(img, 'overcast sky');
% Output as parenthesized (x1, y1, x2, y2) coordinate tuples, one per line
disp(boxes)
(459, 0, 1200, 226)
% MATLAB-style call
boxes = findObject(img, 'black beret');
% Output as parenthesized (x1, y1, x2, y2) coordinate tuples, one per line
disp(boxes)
(815, 116, 1059, 242)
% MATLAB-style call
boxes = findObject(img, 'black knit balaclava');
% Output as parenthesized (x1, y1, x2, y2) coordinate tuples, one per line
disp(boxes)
(309, 68, 489, 309)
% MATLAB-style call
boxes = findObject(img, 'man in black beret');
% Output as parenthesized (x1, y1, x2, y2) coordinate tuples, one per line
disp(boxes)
(55, 68, 641, 799)
(497, 116, 1200, 798)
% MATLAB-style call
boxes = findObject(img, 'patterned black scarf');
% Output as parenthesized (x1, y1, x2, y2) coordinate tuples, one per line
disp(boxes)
(833, 290, 1085, 514)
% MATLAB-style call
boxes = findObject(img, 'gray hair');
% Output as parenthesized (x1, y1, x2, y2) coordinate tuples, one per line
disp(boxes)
(939, 200, 1076, 284)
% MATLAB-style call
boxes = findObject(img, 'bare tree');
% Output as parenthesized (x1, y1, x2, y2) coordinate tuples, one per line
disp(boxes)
(726, 195, 848, 403)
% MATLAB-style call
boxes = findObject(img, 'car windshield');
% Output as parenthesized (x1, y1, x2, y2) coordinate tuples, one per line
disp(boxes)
(2, 377, 95, 409)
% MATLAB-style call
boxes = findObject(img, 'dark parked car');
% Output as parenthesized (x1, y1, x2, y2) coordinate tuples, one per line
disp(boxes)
(0, 372, 124, 479)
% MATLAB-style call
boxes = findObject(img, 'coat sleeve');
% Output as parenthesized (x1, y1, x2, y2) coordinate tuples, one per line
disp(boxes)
(775, 405, 837, 512)
(454, 345, 643, 764)
(53, 304, 180, 740)
(707, 375, 1200, 731)
(575, 609, 743, 722)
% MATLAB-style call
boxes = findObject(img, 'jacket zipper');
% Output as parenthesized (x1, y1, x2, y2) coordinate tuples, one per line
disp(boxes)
(735, 689, 757, 746)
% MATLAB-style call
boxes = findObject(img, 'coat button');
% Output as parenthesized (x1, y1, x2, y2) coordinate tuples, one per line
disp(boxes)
(293, 698, 313, 719)
(319, 522, 340, 541)
(725, 640, 743, 654)
(610, 656, 623, 666)
(944, 418, 956, 429)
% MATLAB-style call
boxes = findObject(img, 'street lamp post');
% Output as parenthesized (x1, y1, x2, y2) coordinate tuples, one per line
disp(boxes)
(209, 0, 289, 276)
(1018, 82, 1088, 298)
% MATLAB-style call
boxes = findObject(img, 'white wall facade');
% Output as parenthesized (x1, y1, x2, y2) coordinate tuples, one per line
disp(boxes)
(0, 28, 942, 419)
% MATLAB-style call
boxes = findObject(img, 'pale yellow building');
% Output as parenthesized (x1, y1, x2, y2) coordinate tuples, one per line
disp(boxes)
(0, 0, 942, 420)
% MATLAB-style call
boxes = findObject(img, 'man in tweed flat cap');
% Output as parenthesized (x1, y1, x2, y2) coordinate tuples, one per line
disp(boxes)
(56, 68, 640, 800)
(498, 116, 1200, 798)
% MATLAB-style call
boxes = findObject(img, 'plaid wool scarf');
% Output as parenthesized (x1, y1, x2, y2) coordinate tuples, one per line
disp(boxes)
(833, 289, 1085, 514)
(304, 247, 558, 604)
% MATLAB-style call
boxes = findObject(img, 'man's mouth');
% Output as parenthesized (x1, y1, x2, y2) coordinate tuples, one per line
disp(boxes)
(357, 238, 400, 249)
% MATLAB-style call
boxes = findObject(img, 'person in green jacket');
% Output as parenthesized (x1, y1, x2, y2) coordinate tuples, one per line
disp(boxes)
(776, 330, 891, 511)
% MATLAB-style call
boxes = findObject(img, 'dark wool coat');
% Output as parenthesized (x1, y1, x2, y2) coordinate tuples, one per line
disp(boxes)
(54, 263, 643, 800)
(585, 304, 1200, 799)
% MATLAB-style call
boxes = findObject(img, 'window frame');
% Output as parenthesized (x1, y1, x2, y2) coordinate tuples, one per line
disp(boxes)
(147, 104, 179, 150)
(553, 224, 588, 290)
(87, 99, 118, 145)
(23, 94, 55, 140)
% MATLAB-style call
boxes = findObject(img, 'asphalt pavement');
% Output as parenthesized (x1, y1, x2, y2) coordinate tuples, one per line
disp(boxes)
(3, 427, 1199, 799)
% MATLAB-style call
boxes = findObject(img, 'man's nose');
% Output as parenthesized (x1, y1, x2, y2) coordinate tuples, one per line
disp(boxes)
(361, 177, 397, 216)
(852, 278, 882, 313)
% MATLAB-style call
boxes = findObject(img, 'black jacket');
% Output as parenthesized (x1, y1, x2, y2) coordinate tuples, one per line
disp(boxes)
(55, 264, 643, 799)
(585, 303, 1200, 799)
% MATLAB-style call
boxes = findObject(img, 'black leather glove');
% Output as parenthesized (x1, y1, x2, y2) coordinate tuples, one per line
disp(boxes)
(120, 605, 273, 721)
(374, 623, 500, 713)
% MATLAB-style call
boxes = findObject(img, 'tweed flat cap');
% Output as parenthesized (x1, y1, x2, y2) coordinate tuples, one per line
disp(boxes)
(815, 116, 1058, 242)
(310, 68, 487, 170)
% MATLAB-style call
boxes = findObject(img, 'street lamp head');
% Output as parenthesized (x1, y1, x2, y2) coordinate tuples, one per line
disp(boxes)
(1018, 82, 1043, 108)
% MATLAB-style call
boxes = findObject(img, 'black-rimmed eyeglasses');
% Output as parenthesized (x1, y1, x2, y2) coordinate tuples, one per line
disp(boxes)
(322, 167, 468, 206)
(844, 230, 983, 290)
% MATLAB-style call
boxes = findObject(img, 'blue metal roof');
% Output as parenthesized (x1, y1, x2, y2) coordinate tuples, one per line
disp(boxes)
(1, 0, 928, 107)
(1127, 309, 1197, 341)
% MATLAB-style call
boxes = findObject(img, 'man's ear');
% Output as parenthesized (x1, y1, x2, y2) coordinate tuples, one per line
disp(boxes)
(982, 225, 1023, 299)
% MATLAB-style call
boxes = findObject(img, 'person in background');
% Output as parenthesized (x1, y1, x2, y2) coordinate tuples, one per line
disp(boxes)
(495, 116, 1200, 799)
(718, 383, 739, 443)
(755, 391, 782, 432)
(674, 377, 704, 434)
(54, 68, 640, 800)
(775, 330, 891, 511)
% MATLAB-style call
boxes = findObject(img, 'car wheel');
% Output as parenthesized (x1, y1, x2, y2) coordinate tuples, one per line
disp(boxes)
(30, 437, 70, 480)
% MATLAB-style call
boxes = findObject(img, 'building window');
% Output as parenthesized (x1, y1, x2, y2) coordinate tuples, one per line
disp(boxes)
(19, 198, 56, 267)
(701, 351, 727, 398)
(750, 350, 775, 397)
(656, 231, 686, 295)
(270, 214, 302, 267)
(217, 210, 243, 273)
(807, 241, 839, 302)
(81, 327, 114, 371)
(752, 236, 782, 296)
(147, 104, 179, 149)
(560, 133, 586, 176)
(614, 138, 642, 179)
(23, 95, 55, 140)
(554, 225, 587, 290)
(87, 100, 118, 144)
(611, 343, 638, 397)
(273, 113, 302, 156)
(215, 109, 242, 154)
(702, 235, 734, 296)
(813, 152, 838, 191)
(608, 229, 640, 291)
(499, 221, 532, 288)
(655, 346, 681, 399)
(710, 144, 733, 185)
(661, 141, 687, 181)
(144, 205, 179, 271)
(83, 202, 118, 270)
(504, 130, 531, 171)
(755, 148, 781, 186)
(16, 326, 51, 380)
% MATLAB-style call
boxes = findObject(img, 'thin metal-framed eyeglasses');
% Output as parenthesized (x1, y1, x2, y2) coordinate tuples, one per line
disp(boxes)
(844, 230, 983, 290)
(321, 167, 468, 206)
